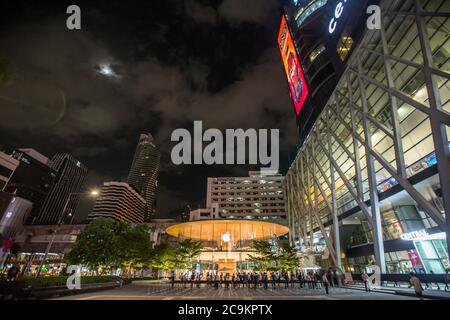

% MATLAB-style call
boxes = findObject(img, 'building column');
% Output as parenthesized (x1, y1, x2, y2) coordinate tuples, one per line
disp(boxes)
(326, 108, 342, 269)
(356, 55, 386, 274)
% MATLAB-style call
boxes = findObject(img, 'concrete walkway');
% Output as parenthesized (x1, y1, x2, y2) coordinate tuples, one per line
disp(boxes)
(52, 282, 418, 300)
(345, 284, 450, 300)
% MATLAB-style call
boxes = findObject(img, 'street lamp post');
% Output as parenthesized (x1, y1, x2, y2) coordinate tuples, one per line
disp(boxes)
(30, 189, 99, 293)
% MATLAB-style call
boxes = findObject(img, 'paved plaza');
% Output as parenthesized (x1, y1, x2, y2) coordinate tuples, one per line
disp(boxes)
(53, 281, 418, 300)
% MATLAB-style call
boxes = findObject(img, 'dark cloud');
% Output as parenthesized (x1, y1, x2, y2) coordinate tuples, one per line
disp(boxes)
(0, 0, 296, 220)
(218, 0, 279, 25)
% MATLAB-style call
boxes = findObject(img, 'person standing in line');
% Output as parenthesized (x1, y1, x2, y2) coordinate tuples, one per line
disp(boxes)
(409, 272, 424, 300)
(322, 272, 330, 295)
(311, 272, 316, 289)
(284, 272, 290, 289)
(445, 269, 450, 292)
(206, 272, 211, 288)
(361, 271, 370, 292)
(305, 273, 311, 289)
(213, 273, 217, 289)
(190, 272, 195, 289)
(263, 272, 269, 289)
(271, 272, 276, 289)
(327, 269, 333, 287)
(315, 272, 322, 289)
(171, 271, 175, 289)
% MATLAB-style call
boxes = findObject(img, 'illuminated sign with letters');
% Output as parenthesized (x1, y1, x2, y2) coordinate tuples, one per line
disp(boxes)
(329, 0, 349, 34)
(278, 16, 309, 116)
(400, 229, 429, 241)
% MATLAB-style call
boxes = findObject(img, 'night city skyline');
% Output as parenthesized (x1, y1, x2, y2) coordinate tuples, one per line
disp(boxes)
(0, 0, 449, 305)
(0, 0, 297, 221)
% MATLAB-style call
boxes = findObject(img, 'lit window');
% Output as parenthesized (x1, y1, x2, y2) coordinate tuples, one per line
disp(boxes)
(337, 35, 353, 61)
(309, 44, 326, 63)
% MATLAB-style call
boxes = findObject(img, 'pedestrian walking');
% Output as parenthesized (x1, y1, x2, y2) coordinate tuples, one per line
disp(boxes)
(322, 272, 330, 295)
(445, 268, 450, 292)
(361, 271, 370, 292)
(409, 272, 424, 299)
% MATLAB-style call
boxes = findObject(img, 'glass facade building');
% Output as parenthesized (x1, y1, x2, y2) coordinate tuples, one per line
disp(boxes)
(127, 133, 160, 222)
(285, 0, 450, 274)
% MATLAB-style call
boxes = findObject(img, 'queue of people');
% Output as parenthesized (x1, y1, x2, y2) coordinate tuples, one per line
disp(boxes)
(171, 268, 343, 293)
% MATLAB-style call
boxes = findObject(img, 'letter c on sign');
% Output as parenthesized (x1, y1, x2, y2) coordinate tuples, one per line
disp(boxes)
(329, 18, 337, 34)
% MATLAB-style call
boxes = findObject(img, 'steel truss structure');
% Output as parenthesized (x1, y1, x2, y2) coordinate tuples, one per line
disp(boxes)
(285, 0, 450, 273)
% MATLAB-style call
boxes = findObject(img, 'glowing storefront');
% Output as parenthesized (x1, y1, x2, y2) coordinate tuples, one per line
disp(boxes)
(166, 220, 289, 272)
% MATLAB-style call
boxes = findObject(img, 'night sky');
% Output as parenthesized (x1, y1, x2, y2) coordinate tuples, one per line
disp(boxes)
(0, 0, 299, 220)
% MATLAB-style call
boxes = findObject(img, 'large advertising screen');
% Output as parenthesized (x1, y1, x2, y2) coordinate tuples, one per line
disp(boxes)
(278, 16, 308, 116)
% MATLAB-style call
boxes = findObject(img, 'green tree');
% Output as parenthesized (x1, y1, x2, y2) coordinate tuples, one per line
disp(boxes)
(277, 242, 300, 272)
(66, 218, 125, 273)
(248, 240, 299, 272)
(117, 224, 153, 270)
(174, 239, 202, 270)
(67, 219, 155, 274)
(248, 240, 277, 272)
(148, 242, 177, 278)
(147, 240, 202, 277)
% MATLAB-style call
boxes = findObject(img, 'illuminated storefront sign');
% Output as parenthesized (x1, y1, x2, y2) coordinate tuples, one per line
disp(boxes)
(400, 229, 429, 241)
(328, 0, 349, 34)
(278, 16, 309, 116)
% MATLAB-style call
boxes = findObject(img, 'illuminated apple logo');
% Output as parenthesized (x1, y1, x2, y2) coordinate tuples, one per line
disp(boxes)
(222, 232, 231, 243)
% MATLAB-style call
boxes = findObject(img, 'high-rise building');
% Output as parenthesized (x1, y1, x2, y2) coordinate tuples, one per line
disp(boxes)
(88, 181, 146, 224)
(35, 153, 88, 225)
(4, 149, 55, 221)
(0, 191, 33, 238)
(279, 0, 376, 145)
(127, 133, 160, 221)
(207, 171, 286, 223)
(0, 151, 19, 191)
(283, 0, 450, 275)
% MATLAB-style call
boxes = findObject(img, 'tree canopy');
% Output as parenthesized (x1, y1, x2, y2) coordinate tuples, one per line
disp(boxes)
(66, 218, 202, 275)
(248, 240, 299, 272)
(66, 218, 152, 272)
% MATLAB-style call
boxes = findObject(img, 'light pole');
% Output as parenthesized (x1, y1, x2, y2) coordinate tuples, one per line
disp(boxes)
(31, 189, 99, 285)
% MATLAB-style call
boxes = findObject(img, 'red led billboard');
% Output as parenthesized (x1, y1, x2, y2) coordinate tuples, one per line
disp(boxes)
(278, 16, 309, 116)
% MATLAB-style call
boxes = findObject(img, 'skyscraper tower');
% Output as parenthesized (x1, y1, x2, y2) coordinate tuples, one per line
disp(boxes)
(35, 153, 88, 225)
(127, 134, 160, 222)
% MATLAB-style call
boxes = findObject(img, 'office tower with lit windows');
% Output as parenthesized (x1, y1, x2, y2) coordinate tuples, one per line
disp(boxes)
(206, 171, 286, 223)
(127, 133, 160, 221)
(282, 0, 450, 275)
(35, 153, 88, 225)
(88, 181, 146, 224)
